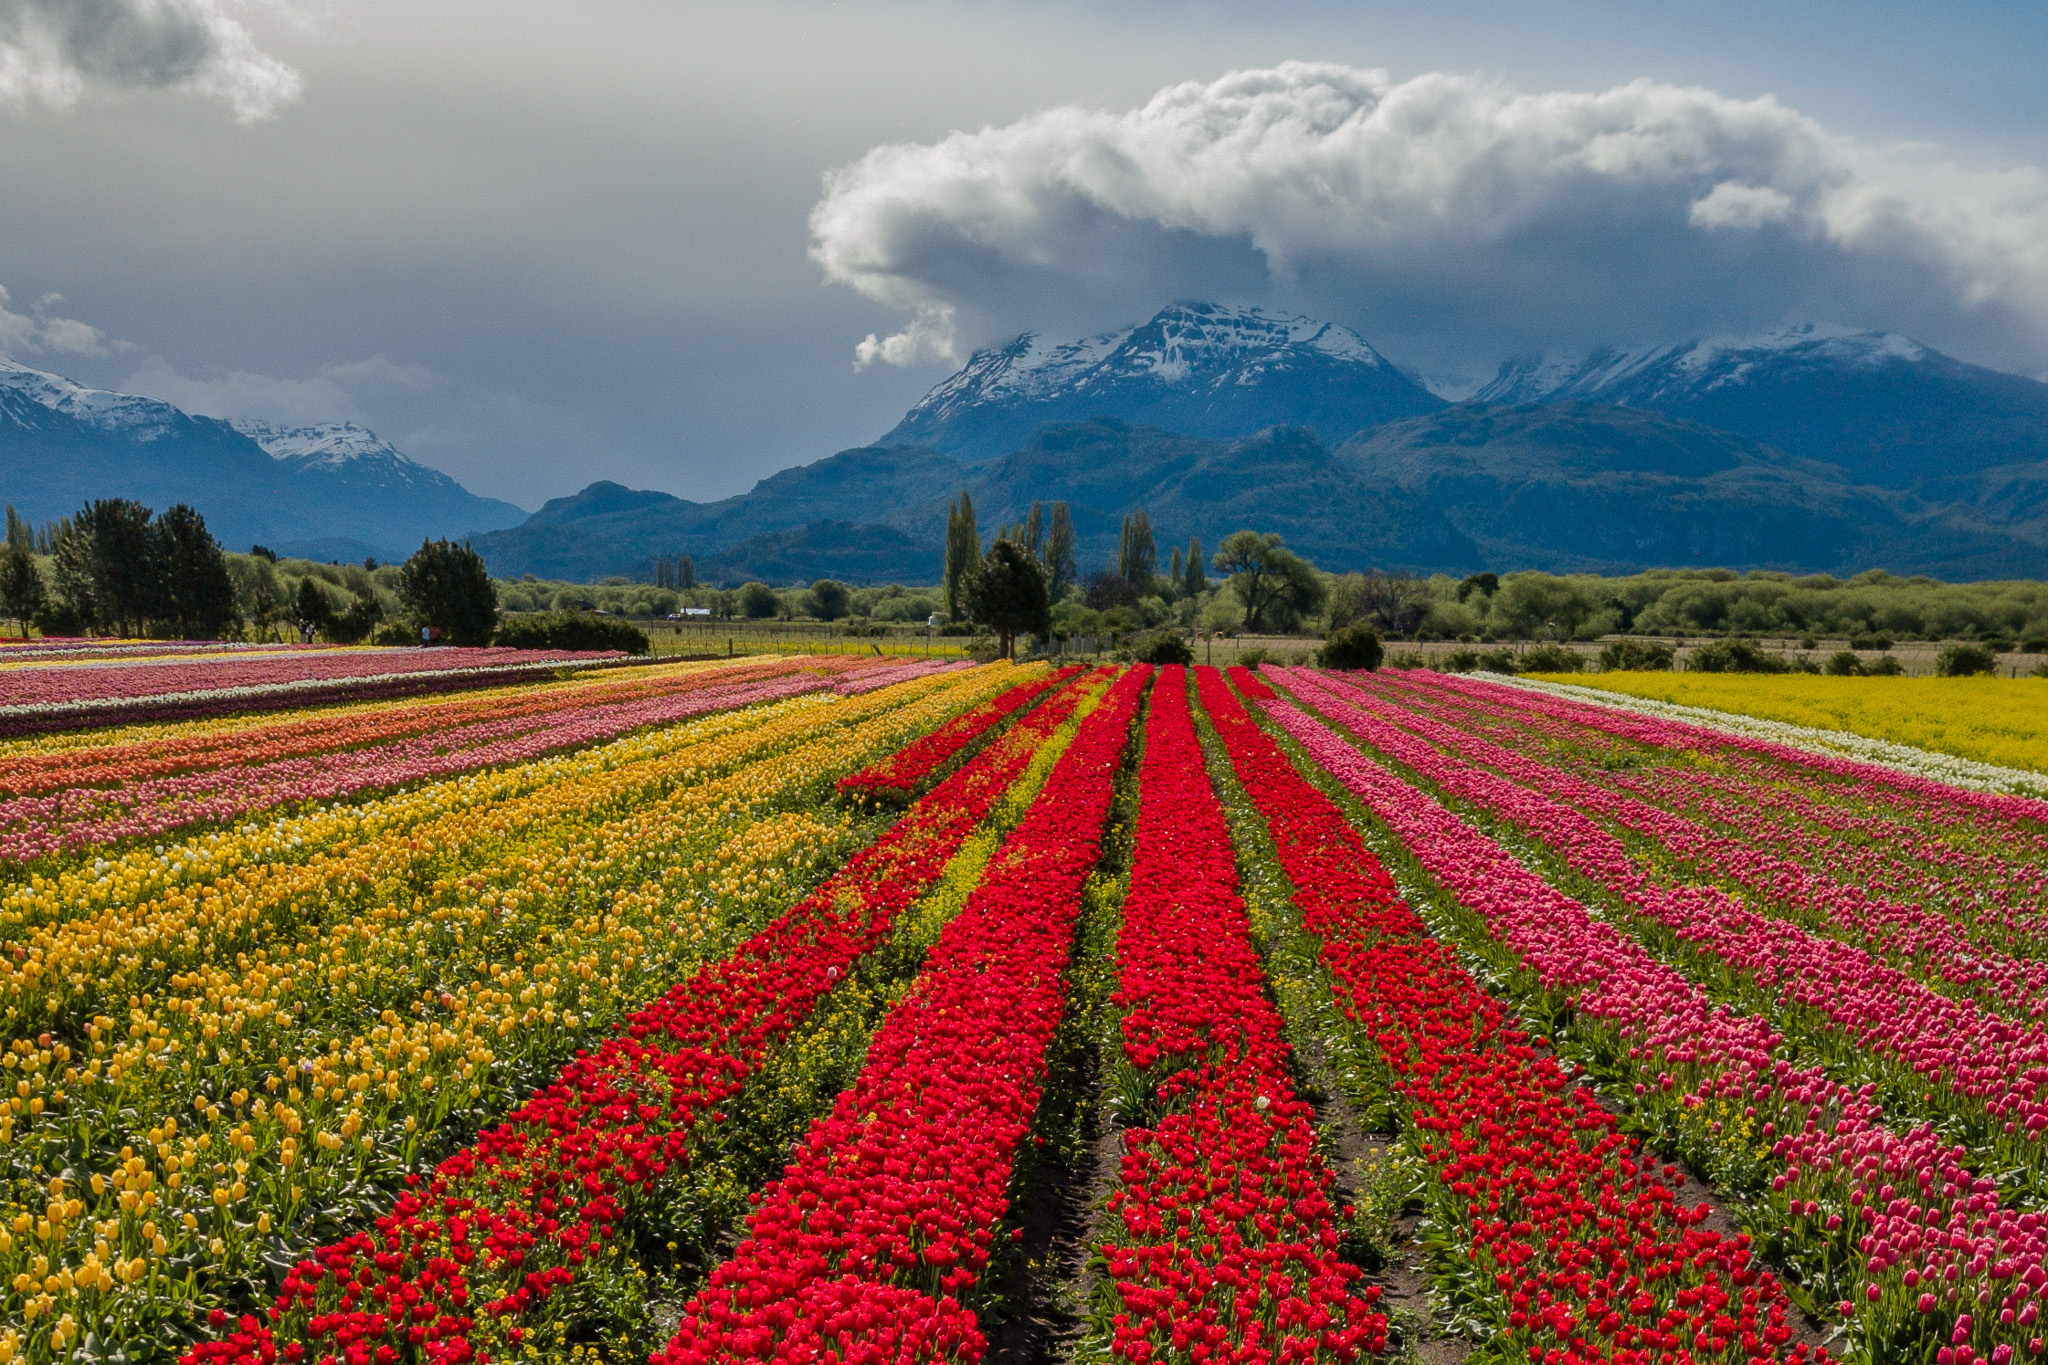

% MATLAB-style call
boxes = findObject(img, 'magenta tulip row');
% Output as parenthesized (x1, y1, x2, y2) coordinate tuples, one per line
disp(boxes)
(1300, 669, 2048, 1158)
(1263, 672, 2047, 1362)
(1372, 671, 2048, 959)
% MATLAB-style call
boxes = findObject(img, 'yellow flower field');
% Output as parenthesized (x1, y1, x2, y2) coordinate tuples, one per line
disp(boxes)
(1541, 671, 2048, 774)
(0, 659, 1037, 1358)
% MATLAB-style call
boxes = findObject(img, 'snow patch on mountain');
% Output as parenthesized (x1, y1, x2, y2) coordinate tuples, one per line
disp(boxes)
(1477, 323, 1934, 406)
(904, 302, 1395, 422)
(0, 357, 184, 440)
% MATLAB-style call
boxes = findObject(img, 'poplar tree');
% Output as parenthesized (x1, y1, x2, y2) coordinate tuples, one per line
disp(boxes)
(1044, 502, 1076, 600)
(943, 491, 979, 622)
(1117, 510, 1156, 595)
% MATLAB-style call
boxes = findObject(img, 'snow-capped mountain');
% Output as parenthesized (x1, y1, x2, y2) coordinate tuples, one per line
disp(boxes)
(0, 359, 525, 557)
(228, 418, 520, 513)
(881, 301, 1445, 458)
(1473, 323, 2048, 488)
(2, 357, 204, 441)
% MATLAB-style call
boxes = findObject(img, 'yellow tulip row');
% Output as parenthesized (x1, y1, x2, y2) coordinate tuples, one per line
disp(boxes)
(6, 664, 1015, 1154)
(0, 664, 1031, 1355)
(1, 665, 1018, 1028)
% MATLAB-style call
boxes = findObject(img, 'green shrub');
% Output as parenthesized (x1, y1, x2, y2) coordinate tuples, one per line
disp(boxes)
(1132, 630, 1195, 665)
(1849, 633, 1893, 651)
(1236, 647, 1273, 670)
(1935, 642, 1998, 677)
(1476, 648, 1521, 674)
(1442, 647, 1481, 673)
(1824, 649, 1864, 676)
(1519, 642, 1582, 673)
(1596, 639, 1674, 672)
(1316, 624, 1384, 671)
(1865, 654, 1905, 676)
(738, 582, 779, 619)
(1689, 638, 1793, 673)
(495, 612, 650, 654)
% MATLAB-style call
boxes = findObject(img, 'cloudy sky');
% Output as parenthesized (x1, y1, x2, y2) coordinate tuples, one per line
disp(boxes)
(3, 0, 2046, 509)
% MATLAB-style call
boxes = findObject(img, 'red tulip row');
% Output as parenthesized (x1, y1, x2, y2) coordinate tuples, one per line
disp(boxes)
(1090, 665, 1384, 1364)
(659, 665, 1152, 1364)
(1200, 666, 1821, 1364)
(183, 664, 1110, 1365)
(835, 665, 1083, 801)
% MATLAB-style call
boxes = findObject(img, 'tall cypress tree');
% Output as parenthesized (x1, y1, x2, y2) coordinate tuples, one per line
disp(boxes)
(943, 492, 979, 622)
(1044, 502, 1076, 600)
(1117, 510, 1156, 595)
(1183, 535, 1207, 596)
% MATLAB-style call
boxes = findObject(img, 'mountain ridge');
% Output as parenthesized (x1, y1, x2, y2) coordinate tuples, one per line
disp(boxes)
(879, 300, 1447, 458)
(0, 359, 526, 558)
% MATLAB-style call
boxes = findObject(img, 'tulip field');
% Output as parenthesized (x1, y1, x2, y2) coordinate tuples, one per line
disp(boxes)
(6, 654, 2048, 1365)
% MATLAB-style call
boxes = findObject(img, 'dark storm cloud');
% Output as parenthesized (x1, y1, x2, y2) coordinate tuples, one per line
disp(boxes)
(0, 0, 300, 120)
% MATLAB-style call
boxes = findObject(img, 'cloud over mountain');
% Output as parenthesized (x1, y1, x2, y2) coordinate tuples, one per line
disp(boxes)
(811, 61, 2048, 374)
(0, 0, 302, 121)
(0, 282, 123, 357)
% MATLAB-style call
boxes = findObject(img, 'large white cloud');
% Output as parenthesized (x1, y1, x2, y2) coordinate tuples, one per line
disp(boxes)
(811, 62, 2048, 370)
(0, 284, 124, 356)
(0, 0, 302, 121)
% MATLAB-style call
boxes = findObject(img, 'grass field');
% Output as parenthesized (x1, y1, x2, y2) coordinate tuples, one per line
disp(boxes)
(1539, 670, 2048, 774)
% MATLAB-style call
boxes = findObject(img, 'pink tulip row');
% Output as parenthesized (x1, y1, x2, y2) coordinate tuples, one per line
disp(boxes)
(187, 656, 1113, 1365)
(1284, 667, 2048, 1189)
(1090, 666, 1382, 1363)
(1260, 680, 2047, 1363)
(831, 657, 975, 694)
(0, 645, 623, 707)
(0, 665, 851, 861)
(657, 666, 1151, 1364)
(1327, 670, 2048, 1026)
(0, 651, 651, 737)
(0, 639, 318, 660)
(1429, 670, 2048, 852)
(1372, 671, 2048, 957)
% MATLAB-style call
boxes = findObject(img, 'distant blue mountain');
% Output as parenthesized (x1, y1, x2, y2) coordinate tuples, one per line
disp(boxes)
(1474, 323, 2048, 491)
(475, 305, 2048, 583)
(0, 359, 526, 558)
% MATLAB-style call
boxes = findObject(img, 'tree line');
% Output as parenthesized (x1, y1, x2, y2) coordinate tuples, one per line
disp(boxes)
(0, 499, 524, 647)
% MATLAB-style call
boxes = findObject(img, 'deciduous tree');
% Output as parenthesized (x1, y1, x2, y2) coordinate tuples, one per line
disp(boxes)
(966, 539, 1050, 659)
(398, 539, 498, 645)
